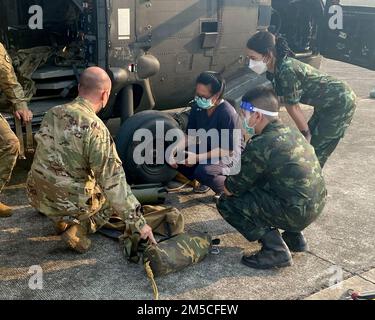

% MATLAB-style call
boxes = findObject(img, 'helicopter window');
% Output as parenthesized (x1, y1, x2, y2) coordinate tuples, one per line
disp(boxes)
(201, 21, 218, 34)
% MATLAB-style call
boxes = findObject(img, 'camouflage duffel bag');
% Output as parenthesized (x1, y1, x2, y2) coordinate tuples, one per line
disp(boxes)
(143, 231, 217, 278)
(122, 205, 185, 263)
(142, 231, 219, 300)
(121, 205, 220, 299)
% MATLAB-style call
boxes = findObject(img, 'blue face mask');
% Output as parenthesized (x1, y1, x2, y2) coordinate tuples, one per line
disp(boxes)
(242, 118, 256, 136)
(195, 96, 214, 110)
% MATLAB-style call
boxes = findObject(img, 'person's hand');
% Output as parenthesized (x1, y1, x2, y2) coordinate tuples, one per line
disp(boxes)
(300, 129, 312, 144)
(14, 109, 33, 124)
(224, 186, 233, 197)
(166, 149, 179, 169)
(139, 224, 157, 245)
(303, 132, 312, 144)
(169, 161, 178, 169)
(181, 151, 198, 167)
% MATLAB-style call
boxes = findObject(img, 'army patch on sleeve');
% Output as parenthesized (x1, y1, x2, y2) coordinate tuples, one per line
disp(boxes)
(5, 54, 11, 63)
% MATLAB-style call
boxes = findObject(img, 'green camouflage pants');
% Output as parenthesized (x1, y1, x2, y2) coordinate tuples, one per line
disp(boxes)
(0, 114, 19, 193)
(309, 91, 357, 168)
(217, 188, 325, 242)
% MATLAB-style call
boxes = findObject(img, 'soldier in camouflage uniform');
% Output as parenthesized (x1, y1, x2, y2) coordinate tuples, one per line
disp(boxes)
(27, 67, 156, 253)
(217, 87, 327, 269)
(246, 31, 357, 168)
(0, 42, 33, 217)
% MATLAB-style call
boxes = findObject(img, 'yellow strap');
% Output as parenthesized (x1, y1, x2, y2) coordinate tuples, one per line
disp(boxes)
(167, 174, 200, 193)
(145, 261, 159, 300)
(166, 181, 190, 193)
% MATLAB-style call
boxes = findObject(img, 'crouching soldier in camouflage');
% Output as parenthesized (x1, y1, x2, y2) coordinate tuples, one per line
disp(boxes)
(217, 87, 327, 269)
(27, 67, 156, 253)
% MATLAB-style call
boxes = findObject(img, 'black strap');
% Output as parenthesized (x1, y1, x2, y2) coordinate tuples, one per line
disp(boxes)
(128, 233, 141, 263)
(164, 221, 172, 238)
(212, 238, 221, 246)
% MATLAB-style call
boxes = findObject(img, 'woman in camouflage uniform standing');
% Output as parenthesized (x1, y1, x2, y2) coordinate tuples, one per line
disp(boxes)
(246, 31, 357, 168)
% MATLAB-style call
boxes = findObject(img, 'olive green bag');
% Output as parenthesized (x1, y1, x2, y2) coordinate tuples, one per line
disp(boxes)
(143, 231, 218, 300)
(120, 205, 220, 299)
(143, 231, 214, 277)
(121, 205, 185, 263)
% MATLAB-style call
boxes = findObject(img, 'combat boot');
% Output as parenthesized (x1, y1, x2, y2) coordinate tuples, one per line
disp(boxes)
(0, 202, 13, 218)
(241, 229, 293, 269)
(61, 224, 91, 253)
(53, 221, 70, 235)
(282, 231, 309, 252)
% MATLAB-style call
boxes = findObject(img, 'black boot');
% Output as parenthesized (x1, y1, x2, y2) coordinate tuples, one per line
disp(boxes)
(282, 231, 308, 252)
(241, 230, 293, 269)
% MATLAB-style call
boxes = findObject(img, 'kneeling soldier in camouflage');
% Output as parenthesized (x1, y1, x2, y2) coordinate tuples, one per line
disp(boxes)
(217, 87, 327, 269)
(27, 67, 156, 253)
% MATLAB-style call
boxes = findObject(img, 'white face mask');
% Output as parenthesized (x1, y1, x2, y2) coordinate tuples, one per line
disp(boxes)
(249, 59, 268, 75)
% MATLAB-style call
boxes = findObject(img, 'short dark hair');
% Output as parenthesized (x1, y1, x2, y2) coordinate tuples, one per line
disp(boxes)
(196, 71, 226, 99)
(242, 86, 279, 114)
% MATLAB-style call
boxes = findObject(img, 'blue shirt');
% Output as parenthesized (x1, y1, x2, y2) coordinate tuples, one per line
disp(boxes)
(187, 100, 244, 165)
